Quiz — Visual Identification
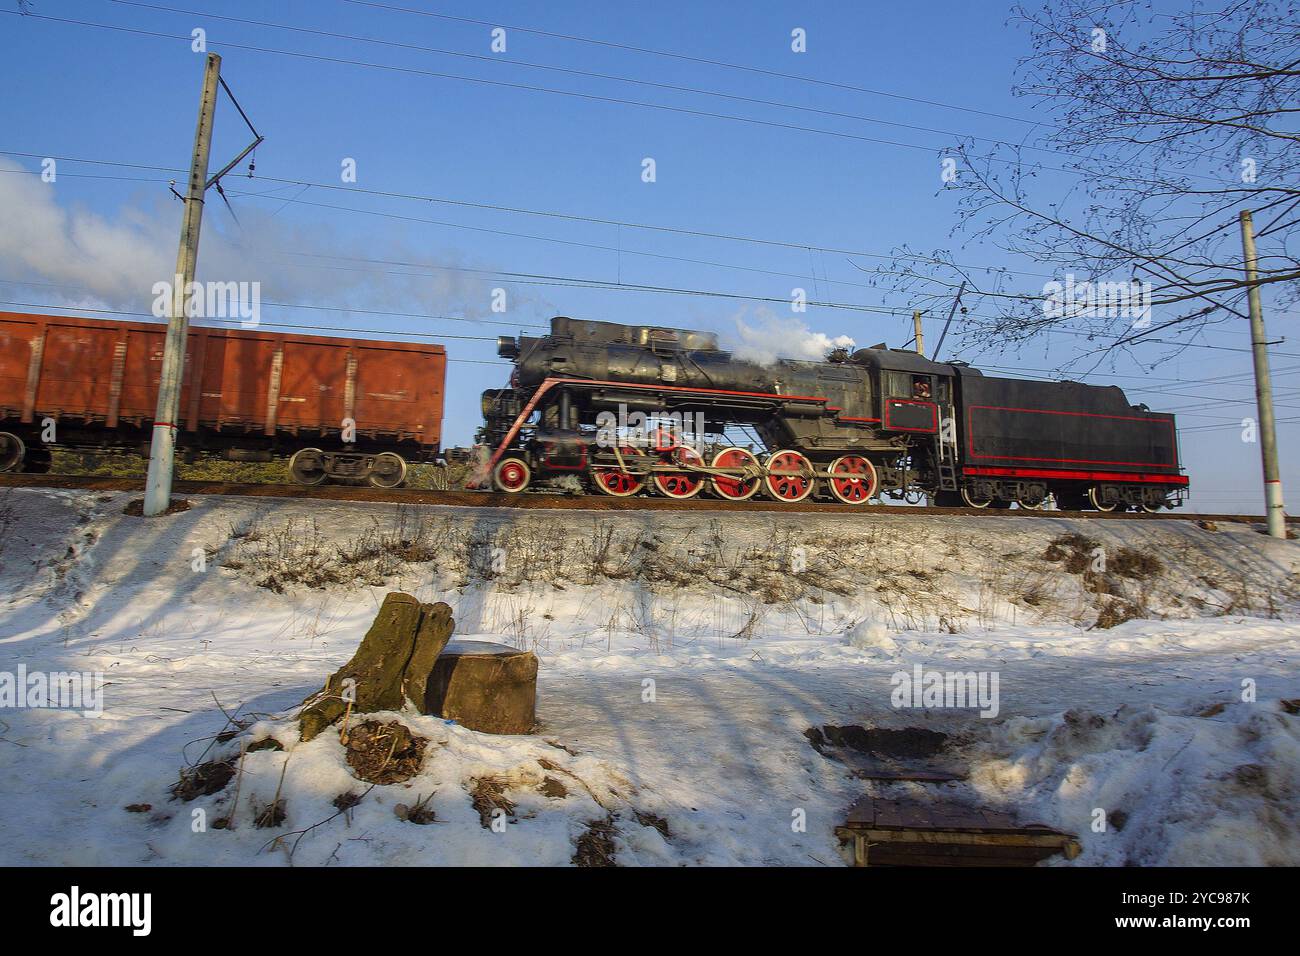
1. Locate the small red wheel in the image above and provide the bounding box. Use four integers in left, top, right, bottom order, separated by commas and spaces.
827, 455, 877, 504
763, 449, 815, 503
653, 445, 705, 499
493, 456, 531, 493
592, 446, 646, 497
710, 447, 761, 501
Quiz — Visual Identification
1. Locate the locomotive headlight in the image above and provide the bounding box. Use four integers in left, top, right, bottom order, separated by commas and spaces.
497, 335, 519, 359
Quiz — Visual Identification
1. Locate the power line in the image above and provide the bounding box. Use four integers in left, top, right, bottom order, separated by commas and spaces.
1, 284, 1282, 403
8, 149, 1279, 320
0, 279, 550, 331
5, 9, 1227, 187
106, 0, 1165, 176
0, 167, 174, 184
3, 157, 1285, 371
339, 0, 1048, 129
0, 148, 1063, 281
223, 187, 894, 294
4, 150, 1286, 360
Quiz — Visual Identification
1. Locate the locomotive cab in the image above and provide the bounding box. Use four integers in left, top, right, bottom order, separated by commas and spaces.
848, 347, 955, 436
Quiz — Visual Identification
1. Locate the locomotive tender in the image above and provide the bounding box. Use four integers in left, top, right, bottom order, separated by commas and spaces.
477, 315, 1188, 511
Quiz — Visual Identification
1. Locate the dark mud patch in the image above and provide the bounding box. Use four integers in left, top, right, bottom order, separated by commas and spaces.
633, 809, 671, 840
123, 498, 192, 517
537, 776, 568, 799
344, 720, 428, 785
171, 757, 236, 802
806, 725, 949, 760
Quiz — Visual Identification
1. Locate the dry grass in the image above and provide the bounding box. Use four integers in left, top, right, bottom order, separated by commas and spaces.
572, 815, 619, 867
215, 507, 1298, 637
469, 776, 518, 829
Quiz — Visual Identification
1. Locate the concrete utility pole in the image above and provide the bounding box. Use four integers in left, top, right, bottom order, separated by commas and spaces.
144, 52, 221, 516
912, 311, 924, 357
1239, 209, 1286, 538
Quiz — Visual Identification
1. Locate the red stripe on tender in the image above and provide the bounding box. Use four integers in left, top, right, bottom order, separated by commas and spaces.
963, 466, 1189, 486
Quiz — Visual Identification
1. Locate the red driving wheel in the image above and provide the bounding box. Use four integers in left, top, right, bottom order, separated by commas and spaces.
763, 449, 815, 503
592, 446, 646, 497
827, 455, 877, 504
653, 445, 705, 499
710, 447, 761, 501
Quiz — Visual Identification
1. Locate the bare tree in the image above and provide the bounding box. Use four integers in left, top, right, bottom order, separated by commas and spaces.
864, 0, 1300, 367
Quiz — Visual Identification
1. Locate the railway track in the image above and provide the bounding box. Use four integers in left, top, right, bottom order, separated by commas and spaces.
0, 472, 1287, 525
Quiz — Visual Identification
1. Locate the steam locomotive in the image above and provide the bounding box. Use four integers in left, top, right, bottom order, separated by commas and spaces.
475, 316, 1188, 511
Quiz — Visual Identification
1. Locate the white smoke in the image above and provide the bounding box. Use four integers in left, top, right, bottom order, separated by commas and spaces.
728, 307, 856, 365
0, 157, 549, 322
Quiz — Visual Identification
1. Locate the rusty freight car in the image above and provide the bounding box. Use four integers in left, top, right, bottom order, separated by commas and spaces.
0, 312, 446, 486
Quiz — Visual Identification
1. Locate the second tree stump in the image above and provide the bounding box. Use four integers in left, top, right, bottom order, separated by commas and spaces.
423, 640, 537, 735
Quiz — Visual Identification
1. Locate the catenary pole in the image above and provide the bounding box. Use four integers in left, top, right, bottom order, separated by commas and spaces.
143, 53, 221, 516
1238, 209, 1286, 538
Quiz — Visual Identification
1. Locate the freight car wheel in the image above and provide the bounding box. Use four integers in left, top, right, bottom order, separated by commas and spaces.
709, 447, 761, 501
367, 452, 408, 488
493, 457, 531, 493
960, 486, 993, 508
289, 448, 328, 485
1087, 486, 1120, 512
827, 455, 877, 505
592, 446, 646, 497
653, 445, 705, 499
0, 432, 25, 472
763, 450, 815, 503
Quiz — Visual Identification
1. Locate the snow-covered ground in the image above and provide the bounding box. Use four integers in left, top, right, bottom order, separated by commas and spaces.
0, 487, 1297, 866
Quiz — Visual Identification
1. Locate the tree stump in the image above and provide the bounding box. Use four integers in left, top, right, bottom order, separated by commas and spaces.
298, 593, 455, 742
422, 640, 537, 735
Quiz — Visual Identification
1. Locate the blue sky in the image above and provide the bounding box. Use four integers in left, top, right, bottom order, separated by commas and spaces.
1, 0, 1295, 513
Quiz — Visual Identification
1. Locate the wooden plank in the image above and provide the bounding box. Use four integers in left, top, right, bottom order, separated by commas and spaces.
844, 795, 1064, 835
860, 829, 1078, 850
839, 795, 1081, 867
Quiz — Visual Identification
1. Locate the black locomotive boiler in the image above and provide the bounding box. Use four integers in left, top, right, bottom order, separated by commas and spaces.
474, 316, 1187, 511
